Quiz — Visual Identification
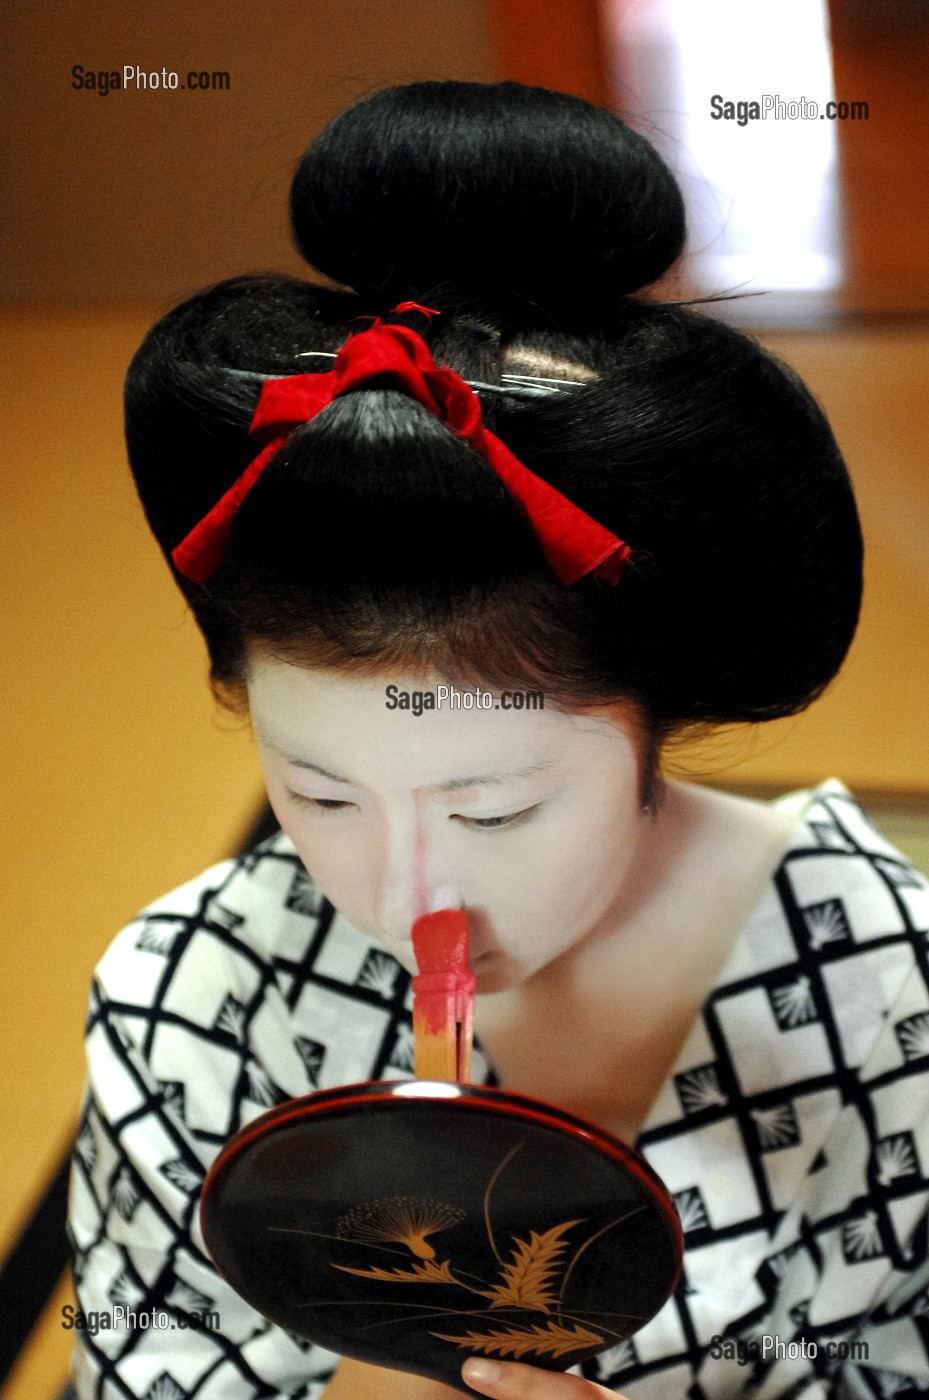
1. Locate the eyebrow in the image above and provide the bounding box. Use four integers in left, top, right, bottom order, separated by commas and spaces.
281, 755, 553, 791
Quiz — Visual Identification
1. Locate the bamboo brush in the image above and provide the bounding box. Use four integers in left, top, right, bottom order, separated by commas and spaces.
411, 908, 476, 1082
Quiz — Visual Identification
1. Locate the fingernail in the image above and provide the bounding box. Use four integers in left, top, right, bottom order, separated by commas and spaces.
463, 1357, 503, 1385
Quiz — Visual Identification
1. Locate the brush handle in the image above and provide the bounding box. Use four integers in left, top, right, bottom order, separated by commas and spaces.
456, 970, 476, 1082
411, 970, 476, 1081
412, 972, 458, 1079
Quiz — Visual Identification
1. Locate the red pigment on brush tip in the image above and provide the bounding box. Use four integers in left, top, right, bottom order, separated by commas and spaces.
411, 909, 469, 973
411, 909, 473, 1036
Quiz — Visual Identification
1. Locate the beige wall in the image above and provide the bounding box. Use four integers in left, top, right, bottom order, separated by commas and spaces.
0, 0, 492, 303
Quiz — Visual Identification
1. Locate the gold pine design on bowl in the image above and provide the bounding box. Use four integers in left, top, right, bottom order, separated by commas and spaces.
336, 1197, 466, 1259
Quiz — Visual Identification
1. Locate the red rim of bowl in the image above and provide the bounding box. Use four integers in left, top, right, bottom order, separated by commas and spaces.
201, 1079, 684, 1289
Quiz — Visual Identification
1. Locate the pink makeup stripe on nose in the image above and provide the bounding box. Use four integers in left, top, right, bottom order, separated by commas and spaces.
411, 789, 429, 922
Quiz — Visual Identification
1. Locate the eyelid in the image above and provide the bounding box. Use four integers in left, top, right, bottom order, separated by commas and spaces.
284, 792, 542, 828
452, 804, 541, 830
286, 790, 355, 811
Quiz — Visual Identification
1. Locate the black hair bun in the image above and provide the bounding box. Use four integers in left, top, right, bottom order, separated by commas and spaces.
290, 80, 685, 323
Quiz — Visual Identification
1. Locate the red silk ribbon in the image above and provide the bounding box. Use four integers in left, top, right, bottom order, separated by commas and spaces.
171, 317, 630, 587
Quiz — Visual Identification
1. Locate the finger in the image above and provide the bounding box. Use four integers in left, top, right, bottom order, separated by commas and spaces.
461, 1358, 627, 1400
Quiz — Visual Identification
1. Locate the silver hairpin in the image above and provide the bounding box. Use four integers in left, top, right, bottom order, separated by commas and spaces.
468, 379, 577, 399
501, 373, 589, 388
225, 354, 588, 398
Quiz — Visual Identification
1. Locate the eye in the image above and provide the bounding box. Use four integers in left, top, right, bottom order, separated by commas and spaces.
454, 805, 540, 831
286, 791, 354, 812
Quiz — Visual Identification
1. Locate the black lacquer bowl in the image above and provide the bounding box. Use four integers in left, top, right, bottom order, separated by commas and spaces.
201, 1080, 682, 1392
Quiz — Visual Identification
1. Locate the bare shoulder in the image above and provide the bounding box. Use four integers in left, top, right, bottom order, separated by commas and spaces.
602, 779, 799, 945
659, 780, 798, 880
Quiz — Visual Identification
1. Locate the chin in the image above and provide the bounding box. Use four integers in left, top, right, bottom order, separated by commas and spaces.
472, 953, 527, 995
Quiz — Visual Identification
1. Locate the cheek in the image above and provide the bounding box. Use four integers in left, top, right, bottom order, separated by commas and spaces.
493, 789, 636, 893
475, 796, 639, 953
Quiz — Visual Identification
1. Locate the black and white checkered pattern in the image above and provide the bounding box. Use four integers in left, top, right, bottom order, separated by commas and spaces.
68, 783, 929, 1399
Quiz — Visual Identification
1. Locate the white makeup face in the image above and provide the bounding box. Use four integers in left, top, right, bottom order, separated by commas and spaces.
247, 656, 653, 992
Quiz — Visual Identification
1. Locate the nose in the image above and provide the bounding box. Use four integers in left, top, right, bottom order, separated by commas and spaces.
372, 799, 435, 946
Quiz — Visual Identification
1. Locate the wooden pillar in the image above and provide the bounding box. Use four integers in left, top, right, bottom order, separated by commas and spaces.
828, 0, 929, 311
487, 0, 612, 104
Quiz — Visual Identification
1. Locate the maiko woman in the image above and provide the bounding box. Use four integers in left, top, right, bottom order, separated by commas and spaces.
68, 80, 929, 1400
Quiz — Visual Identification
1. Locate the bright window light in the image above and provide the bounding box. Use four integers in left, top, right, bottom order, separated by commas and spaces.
602, 0, 842, 292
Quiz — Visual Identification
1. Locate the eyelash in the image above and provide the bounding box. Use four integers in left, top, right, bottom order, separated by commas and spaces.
286, 795, 353, 814
456, 807, 539, 831
285, 792, 539, 830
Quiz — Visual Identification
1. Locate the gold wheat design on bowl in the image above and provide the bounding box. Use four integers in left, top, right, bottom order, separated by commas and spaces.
433, 1220, 607, 1359
317, 1146, 654, 1361
432, 1321, 606, 1358
335, 1210, 614, 1357
335, 1216, 580, 1307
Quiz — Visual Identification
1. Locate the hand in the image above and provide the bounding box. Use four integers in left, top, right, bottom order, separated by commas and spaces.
462, 1359, 627, 1400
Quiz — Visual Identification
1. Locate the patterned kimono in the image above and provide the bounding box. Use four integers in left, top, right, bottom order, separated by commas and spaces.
69, 783, 929, 1400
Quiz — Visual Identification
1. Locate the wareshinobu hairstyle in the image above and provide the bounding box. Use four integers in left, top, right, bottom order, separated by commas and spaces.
125, 80, 862, 735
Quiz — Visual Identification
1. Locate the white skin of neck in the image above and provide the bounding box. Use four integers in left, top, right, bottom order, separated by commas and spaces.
246, 656, 669, 995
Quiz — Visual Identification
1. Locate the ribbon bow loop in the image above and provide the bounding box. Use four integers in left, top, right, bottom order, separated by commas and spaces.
171, 313, 630, 588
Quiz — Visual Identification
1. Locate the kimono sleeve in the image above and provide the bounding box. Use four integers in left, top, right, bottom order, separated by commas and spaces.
67, 973, 340, 1399
746, 946, 929, 1400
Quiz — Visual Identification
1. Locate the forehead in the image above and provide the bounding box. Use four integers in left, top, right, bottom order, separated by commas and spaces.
246, 656, 637, 789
